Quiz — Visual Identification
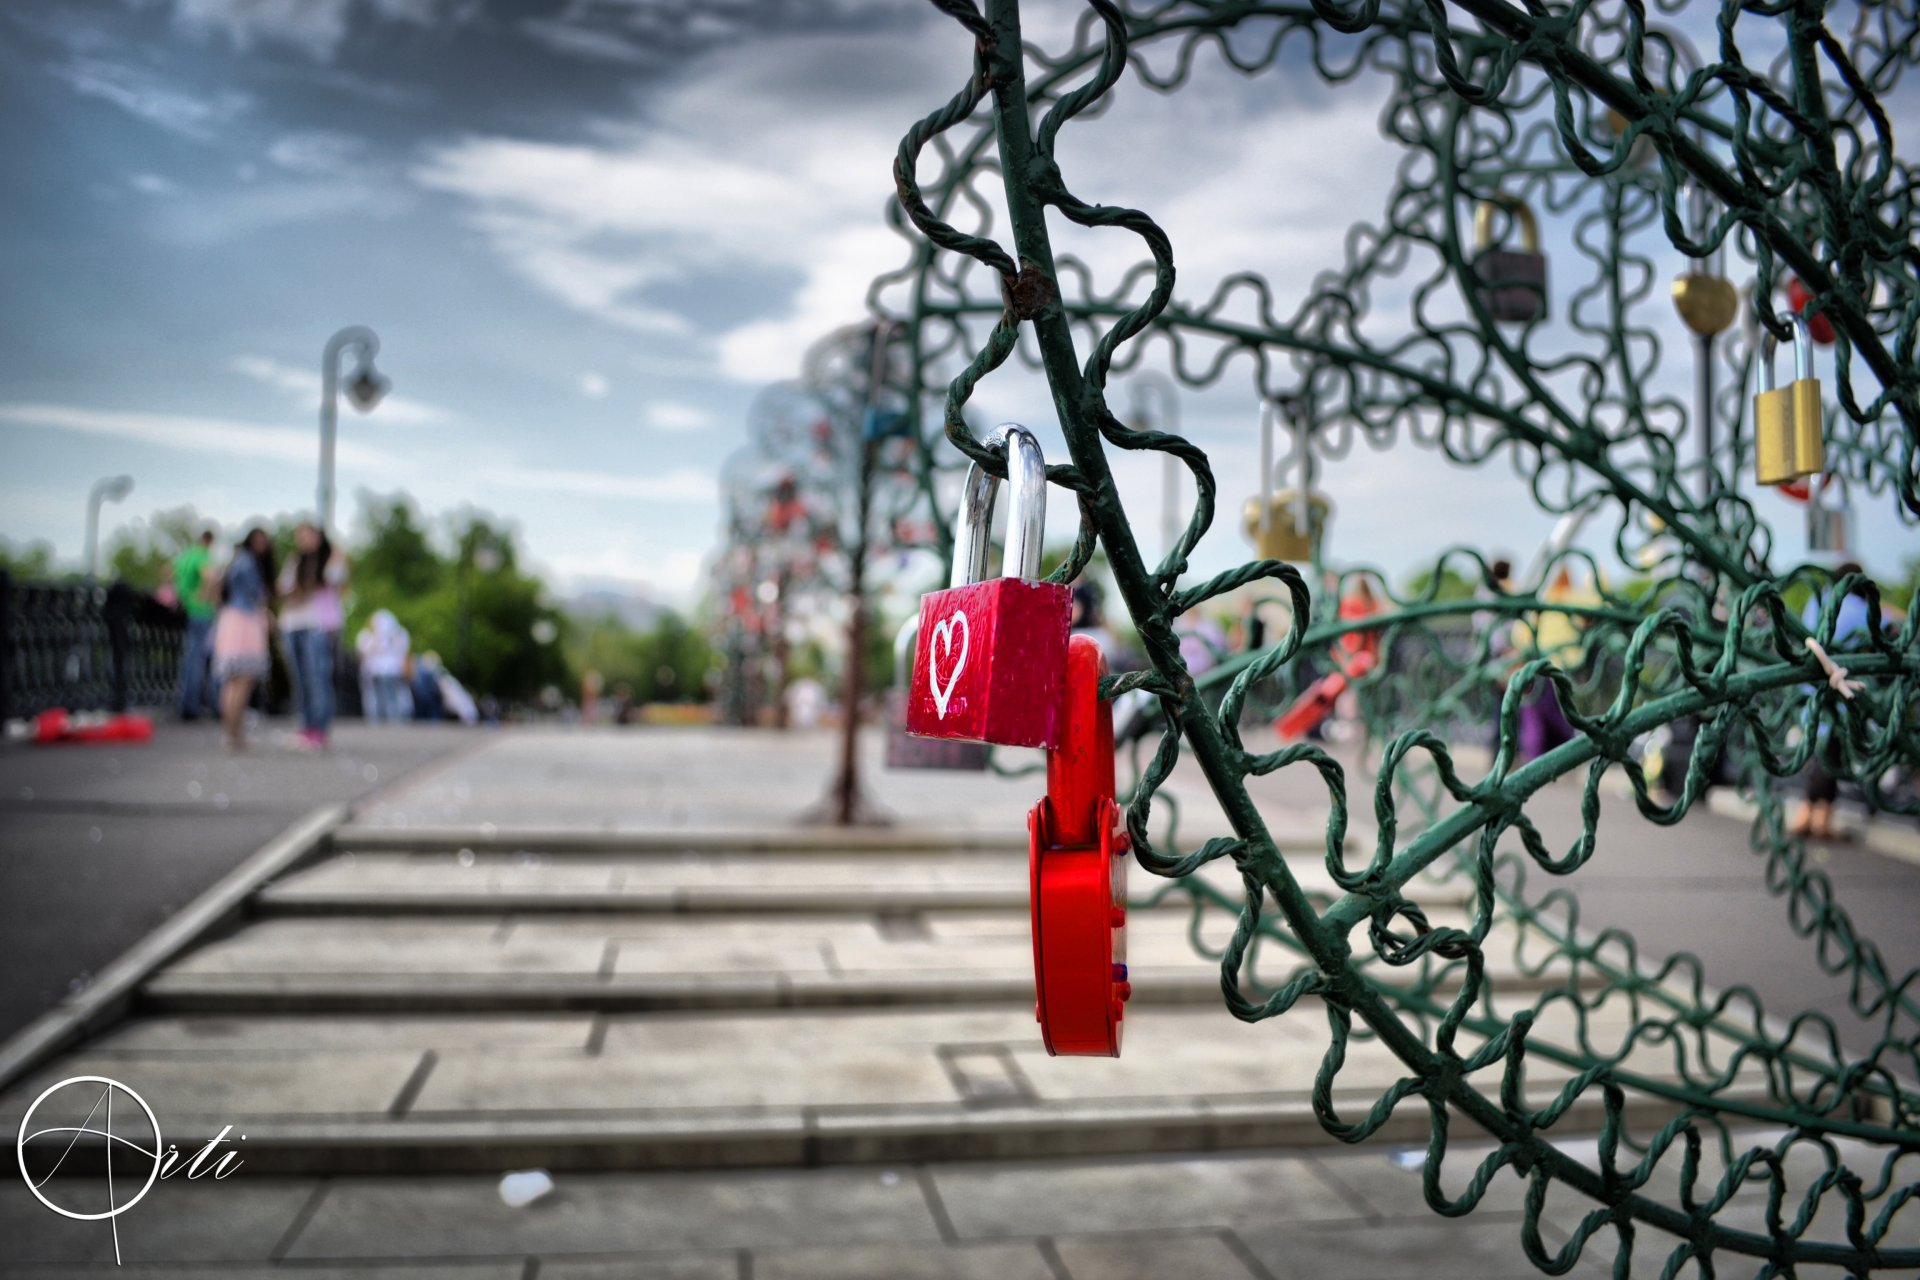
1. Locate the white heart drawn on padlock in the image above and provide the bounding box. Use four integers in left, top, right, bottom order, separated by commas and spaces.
928, 611, 969, 719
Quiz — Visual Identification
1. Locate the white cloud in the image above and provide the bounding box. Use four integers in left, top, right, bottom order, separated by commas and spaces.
164, 0, 454, 61
53, 57, 250, 139
409, 26, 964, 371
266, 129, 366, 175
543, 545, 708, 603
643, 402, 711, 433
229, 355, 453, 426
485, 466, 717, 502
578, 372, 611, 400
0, 402, 402, 469
128, 173, 177, 197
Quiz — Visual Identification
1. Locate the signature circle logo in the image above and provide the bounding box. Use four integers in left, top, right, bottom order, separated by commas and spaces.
16, 1076, 162, 1221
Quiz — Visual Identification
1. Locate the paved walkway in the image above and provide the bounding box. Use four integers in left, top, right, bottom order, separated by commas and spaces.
0, 720, 475, 1041
3, 726, 1912, 1277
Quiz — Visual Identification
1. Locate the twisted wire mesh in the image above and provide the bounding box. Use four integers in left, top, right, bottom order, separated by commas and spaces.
871, 0, 1920, 1272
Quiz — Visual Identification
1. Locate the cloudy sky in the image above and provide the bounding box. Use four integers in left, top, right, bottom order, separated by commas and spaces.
0, 0, 1908, 607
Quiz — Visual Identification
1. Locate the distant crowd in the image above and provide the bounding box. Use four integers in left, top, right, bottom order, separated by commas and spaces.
170, 522, 476, 751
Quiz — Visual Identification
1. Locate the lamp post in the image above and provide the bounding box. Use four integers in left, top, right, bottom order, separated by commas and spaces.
1126, 372, 1182, 560
84, 474, 134, 580
319, 325, 390, 532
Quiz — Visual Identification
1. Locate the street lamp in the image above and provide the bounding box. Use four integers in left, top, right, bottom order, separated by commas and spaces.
1126, 372, 1182, 560
318, 325, 390, 532
84, 474, 134, 580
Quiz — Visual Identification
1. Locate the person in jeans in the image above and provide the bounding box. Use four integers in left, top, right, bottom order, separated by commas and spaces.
212, 528, 275, 751
279, 521, 349, 749
173, 528, 218, 720
356, 609, 413, 723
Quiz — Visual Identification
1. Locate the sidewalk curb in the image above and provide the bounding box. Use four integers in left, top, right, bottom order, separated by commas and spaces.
0, 802, 344, 1094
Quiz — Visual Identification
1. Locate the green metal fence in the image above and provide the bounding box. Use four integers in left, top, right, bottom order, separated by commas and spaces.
875, 0, 1919, 1272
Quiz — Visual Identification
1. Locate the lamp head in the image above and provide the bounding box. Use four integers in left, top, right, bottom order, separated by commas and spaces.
99, 475, 134, 503
346, 365, 390, 413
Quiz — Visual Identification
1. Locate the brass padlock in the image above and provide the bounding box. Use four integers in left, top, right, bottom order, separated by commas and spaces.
1471, 196, 1547, 324
1752, 310, 1825, 486
1672, 271, 1739, 336
1242, 488, 1328, 562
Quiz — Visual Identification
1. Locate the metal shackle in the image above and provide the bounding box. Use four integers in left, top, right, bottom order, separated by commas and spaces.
1473, 196, 1539, 253
1754, 310, 1814, 396
893, 617, 920, 691
950, 423, 1048, 588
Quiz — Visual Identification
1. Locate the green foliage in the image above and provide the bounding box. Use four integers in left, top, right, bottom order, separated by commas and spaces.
566, 608, 715, 703
105, 506, 206, 592
0, 538, 57, 580
1401, 564, 1480, 601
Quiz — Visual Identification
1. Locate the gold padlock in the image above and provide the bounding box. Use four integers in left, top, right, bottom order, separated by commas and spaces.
1672, 271, 1739, 336
1242, 488, 1327, 562
1752, 310, 1824, 486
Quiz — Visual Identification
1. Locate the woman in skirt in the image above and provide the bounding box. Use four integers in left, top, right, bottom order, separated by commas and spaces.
213, 527, 276, 750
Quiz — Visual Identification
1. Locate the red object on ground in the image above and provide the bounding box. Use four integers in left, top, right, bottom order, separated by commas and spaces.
906, 575, 1071, 749
1787, 278, 1836, 345
1029, 635, 1128, 1057
1274, 649, 1378, 743
33, 708, 154, 745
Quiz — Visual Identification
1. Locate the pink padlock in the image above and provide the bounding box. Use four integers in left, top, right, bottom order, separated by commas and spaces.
906, 425, 1071, 750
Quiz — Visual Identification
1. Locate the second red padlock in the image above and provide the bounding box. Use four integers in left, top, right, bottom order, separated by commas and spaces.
1029, 633, 1129, 1057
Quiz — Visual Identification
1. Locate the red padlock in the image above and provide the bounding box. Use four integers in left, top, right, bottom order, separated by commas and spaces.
906, 425, 1071, 749
1786, 278, 1836, 346
1030, 634, 1130, 1057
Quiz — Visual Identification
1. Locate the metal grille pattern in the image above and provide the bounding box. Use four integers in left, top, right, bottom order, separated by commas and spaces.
876, 0, 1920, 1272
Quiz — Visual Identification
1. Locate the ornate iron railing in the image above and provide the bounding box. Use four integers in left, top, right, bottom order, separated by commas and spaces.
876, 0, 1919, 1272
0, 572, 185, 721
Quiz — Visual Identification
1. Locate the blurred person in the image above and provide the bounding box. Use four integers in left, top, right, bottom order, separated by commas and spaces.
278, 521, 349, 749
1510, 564, 1592, 761
212, 528, 275, 751
356, 609, 413, 723
411, 650, 448, 721
1788, 561, 1894, 841
1070, 582, 1128, 667
173, 528, 218, 720
581, 668, 603, 725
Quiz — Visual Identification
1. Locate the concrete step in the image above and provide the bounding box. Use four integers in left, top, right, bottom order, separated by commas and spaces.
327, 822, 1356, 858
255, 847, 1452, 916
0, 1003, 1764, 1175
139, 903, 1575, 1015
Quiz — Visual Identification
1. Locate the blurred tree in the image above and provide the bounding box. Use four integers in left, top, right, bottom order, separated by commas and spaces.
0, 538, 58, 579
105, 506, 206, 591
565, 609, 715, 704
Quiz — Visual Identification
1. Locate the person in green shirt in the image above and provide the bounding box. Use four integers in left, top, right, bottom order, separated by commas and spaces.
174, 529, 218, 720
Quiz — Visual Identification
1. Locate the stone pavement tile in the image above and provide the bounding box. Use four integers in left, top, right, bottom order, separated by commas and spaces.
5, 1268, 521, 1279
286, 1168, 942, 1258
417, 1009, 1005, 1113
165, 920, 605, 976
0, 1051, 424, 1130
1009, 1007, 1358, 1103
1309, 1144, 1535, 1217
754, 1240, 1057, 1280
610, 935, 833, 977
1052, 1230, 1263, 1279
930, 1152, 1359, 1238
0, 1177, 321, 1265
98, 1015, 595, 1052
1237, 1213, 1601, 1279
535, 1254, 738, 1279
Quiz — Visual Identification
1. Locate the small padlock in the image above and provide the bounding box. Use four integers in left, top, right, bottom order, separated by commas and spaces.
885, 618, 989, 770
1030, 633, 1129, 1057
1752, 310, 1825, 486
1672, 270, 1739, 336
1471, 197, 1548, 324
1241, 487, 1327, 562
906, 424, 1071, 749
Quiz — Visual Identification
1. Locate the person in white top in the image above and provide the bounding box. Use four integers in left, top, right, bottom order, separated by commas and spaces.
356, 608, 413, 723
278, 521, 349, 749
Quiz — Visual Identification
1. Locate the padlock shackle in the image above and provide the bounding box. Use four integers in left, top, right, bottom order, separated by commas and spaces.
951, 423, 1048, 588
1045, 634, 1115, 848
892, 617, 919, 690
1473, 195, 1539, 253
1754, 309, 1814, 395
